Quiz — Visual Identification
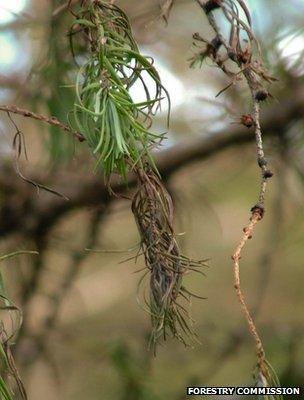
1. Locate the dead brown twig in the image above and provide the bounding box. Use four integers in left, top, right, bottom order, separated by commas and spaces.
194, 0, 277, 384
232, 209, 268, 378
132, 165, 206, 350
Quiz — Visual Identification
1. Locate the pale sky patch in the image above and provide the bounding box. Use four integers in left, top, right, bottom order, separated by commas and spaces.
0, 0, 26, 24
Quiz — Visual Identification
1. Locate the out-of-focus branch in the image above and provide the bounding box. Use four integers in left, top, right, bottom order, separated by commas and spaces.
52, 0, 80, 18
0, 74, 26, 89
197, 163, 287, 383
45, 209, 106, 330
160, 0, 175, 22
0, 87, 303, 241
252, 138, 287, 316
15, 206, 108, 365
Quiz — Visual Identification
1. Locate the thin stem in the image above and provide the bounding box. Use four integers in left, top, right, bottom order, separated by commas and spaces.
232, 211, 267, 374
0, 105, 84, 142
194, 0, 275, 381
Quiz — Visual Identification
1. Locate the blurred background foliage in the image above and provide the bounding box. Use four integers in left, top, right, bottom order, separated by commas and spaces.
0, 0, 304, 399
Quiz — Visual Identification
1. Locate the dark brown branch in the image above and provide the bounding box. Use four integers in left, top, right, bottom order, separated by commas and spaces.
0, 87, 303, 241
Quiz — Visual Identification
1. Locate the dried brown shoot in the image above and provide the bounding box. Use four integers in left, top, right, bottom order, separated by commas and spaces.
232, 209, 269, 380
132, 165, 206, 350
192, 0, 279, 387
